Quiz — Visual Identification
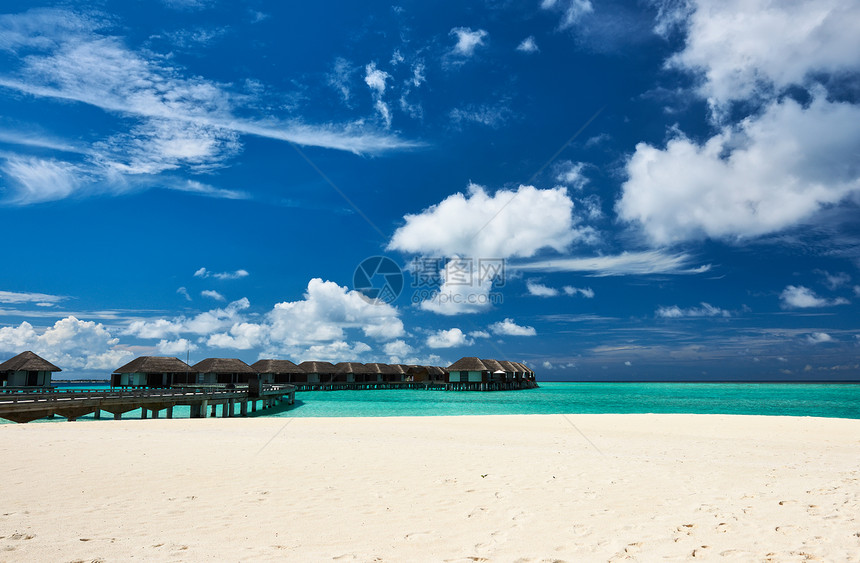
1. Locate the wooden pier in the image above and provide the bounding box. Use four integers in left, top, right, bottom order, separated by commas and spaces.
0, 384, 295, 424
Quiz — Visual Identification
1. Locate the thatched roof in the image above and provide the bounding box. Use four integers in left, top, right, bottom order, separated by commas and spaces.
426, 366, 447, 376
521, 362, 534, 374
0, 351, 61, 372
512, 361, 533, 374
191, 358, 254, 374
447, 357, 488, 371
365, 363, 396, 374
481, 359, 505, 372
334, 362, 372, 374
498, 360, 519, 373
251, 359, 305, 374
113, 356, 192, 374
298, 361, 336, 374
390, 364, 408, 374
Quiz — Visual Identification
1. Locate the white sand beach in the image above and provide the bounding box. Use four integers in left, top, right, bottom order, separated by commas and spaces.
1, 414, 859, 562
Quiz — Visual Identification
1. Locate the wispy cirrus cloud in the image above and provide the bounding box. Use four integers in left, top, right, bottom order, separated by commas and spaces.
0, 290, 68, 306
0, 8, 418, 205
656, 303, 731, 318
194, 267, 249, 280
513, 250, 711, 277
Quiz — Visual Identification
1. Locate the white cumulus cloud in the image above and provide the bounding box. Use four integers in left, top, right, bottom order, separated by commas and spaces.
660, 0, 860, 108
526, 280, 559, 297
388, 183, 589, 259
364, 62, 390, 95
426, 328, 472, 349
156, 338, 197, 355
618, 96, 860, 245
516, 36, 539, 53
806, 332, 833, 344
449, 27, 488, 57
489, 318, 536, 336
780, 285, 849, 309
0, 317, 132, 370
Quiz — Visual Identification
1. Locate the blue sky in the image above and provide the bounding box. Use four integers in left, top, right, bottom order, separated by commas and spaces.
1, 0, 859, 380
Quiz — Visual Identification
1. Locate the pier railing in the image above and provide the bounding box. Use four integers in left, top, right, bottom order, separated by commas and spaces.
0, 385, 296, 424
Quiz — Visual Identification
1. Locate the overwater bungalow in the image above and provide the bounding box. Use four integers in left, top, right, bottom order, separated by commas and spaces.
111, 356, 194, 388
405, 365, 430, 382
426, 365, 448, 382
381, 363, 405, 383
363, 363, 389, 383
0, 351, 60, 389
297, 361, 336, 384
447, 357, 490, 384
191, 358, 256, 386
496, 360, 518, 382
334, 362, 371, 383
481, 359, 507, 383
518, 362, 535, 381
250, 359, 306, 384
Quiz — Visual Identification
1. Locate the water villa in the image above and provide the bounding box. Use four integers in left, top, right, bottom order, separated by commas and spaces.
250, 359, 305, 384
191, 358, 256, 386
297, 361, 337, 385
0, 351, 61, 389
111, 356, 194, 388
3, 353, 537, 395
0, 352, 536, 423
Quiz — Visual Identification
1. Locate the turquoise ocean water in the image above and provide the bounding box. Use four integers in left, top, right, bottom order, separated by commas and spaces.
5, 382, 853, 422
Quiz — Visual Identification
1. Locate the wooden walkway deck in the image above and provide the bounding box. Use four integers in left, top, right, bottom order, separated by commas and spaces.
0, 385, 295, 424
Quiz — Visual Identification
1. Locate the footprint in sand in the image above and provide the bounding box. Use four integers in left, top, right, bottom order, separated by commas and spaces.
624, 542, 643, 554
716, 522, 730, 533
467, 507, 488, 519
691, 545, 710, 558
